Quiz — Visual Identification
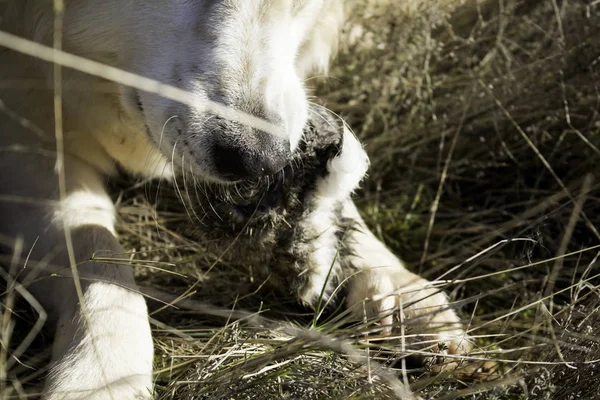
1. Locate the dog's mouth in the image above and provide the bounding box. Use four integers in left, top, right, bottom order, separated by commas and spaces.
231, 185, 285, 220
133, 92, 156, 143
125, 89, 153, 140
135, 92, 145, 114
122, 88, 145, 119
196, 112, 346, 228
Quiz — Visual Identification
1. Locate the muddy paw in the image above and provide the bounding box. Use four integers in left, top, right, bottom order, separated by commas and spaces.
345, 263, 472, 359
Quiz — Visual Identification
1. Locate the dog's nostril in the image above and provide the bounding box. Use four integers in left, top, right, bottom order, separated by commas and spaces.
212, 134, 290, 181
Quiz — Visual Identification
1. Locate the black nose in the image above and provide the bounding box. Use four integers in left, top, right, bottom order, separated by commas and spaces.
212, 130, 290, 181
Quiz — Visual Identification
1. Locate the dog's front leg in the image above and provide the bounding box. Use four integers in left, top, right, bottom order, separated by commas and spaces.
41, 227, 154, 400
341, 199, 470, 358
0, 149, 153, 399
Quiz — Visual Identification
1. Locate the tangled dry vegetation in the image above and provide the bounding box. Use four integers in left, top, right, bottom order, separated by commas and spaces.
4, 0, 600, 399
317, 0, 600, 398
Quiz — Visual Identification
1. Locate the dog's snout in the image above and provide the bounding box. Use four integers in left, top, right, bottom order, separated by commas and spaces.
213, 130, 290, 180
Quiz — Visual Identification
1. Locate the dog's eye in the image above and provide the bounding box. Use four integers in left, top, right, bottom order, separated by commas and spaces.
135, 93, 144, 113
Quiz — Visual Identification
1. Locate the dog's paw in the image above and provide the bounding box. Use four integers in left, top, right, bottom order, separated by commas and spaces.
446, 359, 503, 381
346, 263, 471, 361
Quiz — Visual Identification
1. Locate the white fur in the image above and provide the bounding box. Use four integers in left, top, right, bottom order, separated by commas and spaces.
46, 283, 154, 400
1, 2, 344, 398
0, 1, 467, 398
299, 128, 470, 358
299, 125, 370, 304
341, 200, 470, 355
53, 192, 117, 236
319, 125, 370, 198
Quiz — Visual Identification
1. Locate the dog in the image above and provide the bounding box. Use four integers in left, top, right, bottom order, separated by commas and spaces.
0, 1, 469, 399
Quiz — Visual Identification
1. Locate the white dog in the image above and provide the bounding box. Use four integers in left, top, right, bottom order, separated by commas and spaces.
0, 1, 468, 399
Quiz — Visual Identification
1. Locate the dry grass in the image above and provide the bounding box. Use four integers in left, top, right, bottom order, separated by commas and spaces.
3, 0, 600, 399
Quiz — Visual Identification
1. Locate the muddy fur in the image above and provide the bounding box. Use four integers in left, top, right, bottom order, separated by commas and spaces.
150, 107, 358, 302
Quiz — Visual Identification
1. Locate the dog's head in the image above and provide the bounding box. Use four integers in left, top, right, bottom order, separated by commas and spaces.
34, 0, 343, 182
